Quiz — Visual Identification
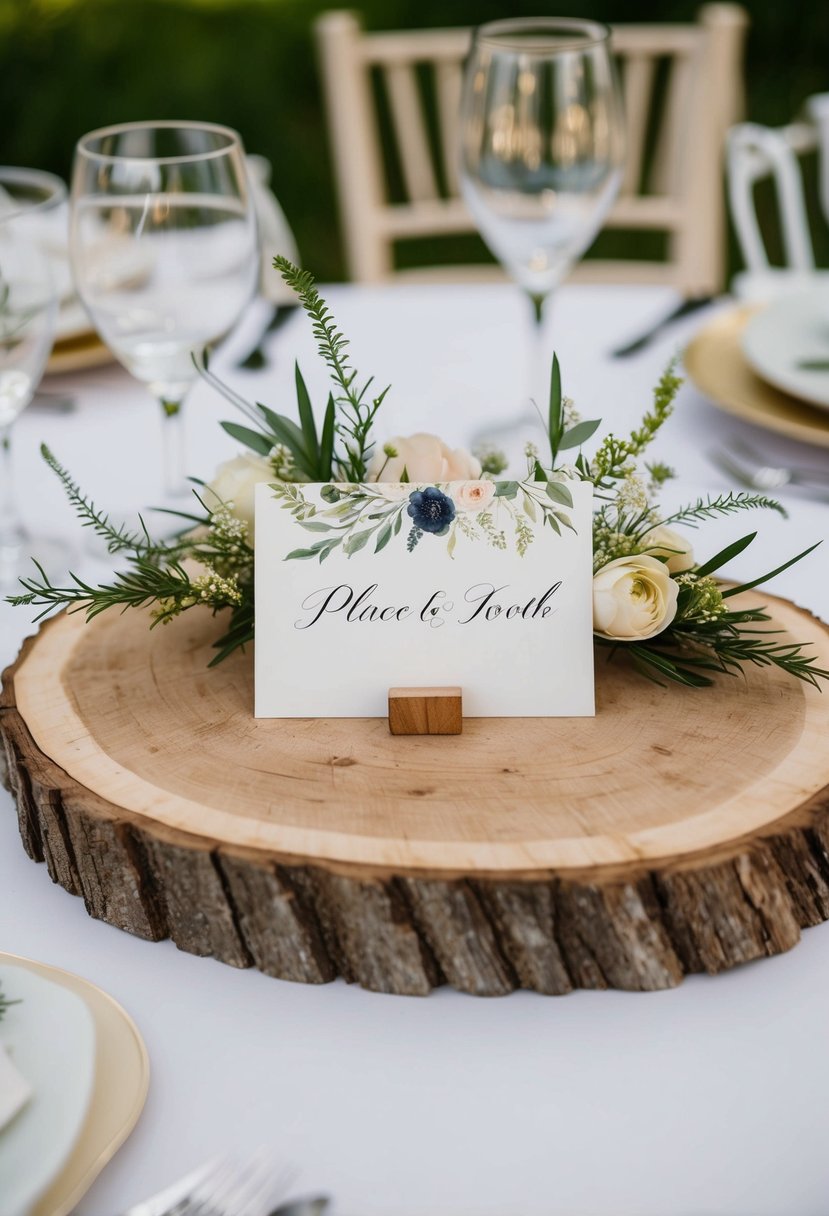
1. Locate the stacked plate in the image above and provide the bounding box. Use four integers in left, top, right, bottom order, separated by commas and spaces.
684, 284, 829, 449
0, 954, 148, 1216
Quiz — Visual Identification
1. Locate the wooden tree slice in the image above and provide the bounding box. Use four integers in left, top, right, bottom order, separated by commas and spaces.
3, 593, 829, 996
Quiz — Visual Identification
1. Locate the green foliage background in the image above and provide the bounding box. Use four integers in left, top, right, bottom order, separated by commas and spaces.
3, 0, 828, 279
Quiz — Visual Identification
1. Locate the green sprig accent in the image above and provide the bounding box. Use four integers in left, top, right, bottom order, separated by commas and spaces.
657, 491, 787, 530
39, 444, 150, 555
629, 608, 829, 691
275, 256, 389, 480
10, 557, 202, 623
589, 360, 682, 489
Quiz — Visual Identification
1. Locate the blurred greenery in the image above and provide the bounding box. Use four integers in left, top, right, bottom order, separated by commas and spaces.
2, 0, 828, 280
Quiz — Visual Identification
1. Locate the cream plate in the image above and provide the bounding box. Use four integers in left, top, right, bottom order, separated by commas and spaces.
742, 287, 829, 410
0, 964, 96, 1216
0, 953, 149, 1216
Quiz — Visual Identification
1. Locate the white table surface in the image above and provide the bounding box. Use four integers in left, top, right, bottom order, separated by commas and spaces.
2, 283, 829, 1216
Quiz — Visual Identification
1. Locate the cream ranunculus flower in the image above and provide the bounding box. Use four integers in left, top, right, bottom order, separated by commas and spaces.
367, 434, 481, 483
206, 452, 274, 539
451, 479, 496, 512
641, 524, 695, 574
593, 554, 679, 641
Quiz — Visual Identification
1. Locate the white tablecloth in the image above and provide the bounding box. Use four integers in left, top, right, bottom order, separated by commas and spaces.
2, 284, 828, 1216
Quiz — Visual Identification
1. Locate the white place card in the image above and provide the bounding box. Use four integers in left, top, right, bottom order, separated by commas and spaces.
255, 477, 595, 717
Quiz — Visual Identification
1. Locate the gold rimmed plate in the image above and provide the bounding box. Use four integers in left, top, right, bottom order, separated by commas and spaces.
0, 952, 149, 1216
684, 305, 829, 449
46, 330, 113, 376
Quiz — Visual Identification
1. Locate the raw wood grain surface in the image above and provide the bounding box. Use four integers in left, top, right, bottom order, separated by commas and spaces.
2, 592, 829, 996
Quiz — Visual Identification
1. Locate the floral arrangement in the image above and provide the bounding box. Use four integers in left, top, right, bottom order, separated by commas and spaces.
9, 258, 828, 690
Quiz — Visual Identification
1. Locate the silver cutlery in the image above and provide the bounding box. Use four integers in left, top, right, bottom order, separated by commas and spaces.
610, 294, 714, 358
31, 390, 76, 413
269, 1198, 330, 1216
710, 440, 829, 500
122, 1155, 296, 1216
121, 1159, 223, 1216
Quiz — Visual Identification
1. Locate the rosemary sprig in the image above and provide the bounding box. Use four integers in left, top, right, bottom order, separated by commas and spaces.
656, 491, 787, 530
40, 445, 152, 555
10, 557, 202, 623
629, 616, 829, 690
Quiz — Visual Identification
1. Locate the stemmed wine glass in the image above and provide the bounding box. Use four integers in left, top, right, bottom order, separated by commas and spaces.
69, 121, 258, 499
459, 18, 625, 430
0, 168, 65, 589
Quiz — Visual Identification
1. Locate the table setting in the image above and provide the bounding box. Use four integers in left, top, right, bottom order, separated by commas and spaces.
2, 13, 829, 1216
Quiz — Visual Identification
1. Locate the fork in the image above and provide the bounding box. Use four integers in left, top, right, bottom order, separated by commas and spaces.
710, 441, 829, 500
123, 1154, 295, 1216
181, 1155, 287, 1216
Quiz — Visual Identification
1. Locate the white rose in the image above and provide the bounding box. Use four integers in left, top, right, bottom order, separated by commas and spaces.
367, 433, 481, 483
641, 524, 695, 574
452, 479, 497, 512
206, 452, 274, 539
593, 554, 679, 642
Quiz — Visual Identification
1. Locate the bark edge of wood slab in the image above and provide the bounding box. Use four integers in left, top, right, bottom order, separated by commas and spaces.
3, 593, 829, 998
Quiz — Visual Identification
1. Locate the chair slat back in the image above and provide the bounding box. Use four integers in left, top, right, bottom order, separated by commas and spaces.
316, 6, 748, 289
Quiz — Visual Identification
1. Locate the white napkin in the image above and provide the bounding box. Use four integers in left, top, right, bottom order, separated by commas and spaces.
0, 1043, 33, 1133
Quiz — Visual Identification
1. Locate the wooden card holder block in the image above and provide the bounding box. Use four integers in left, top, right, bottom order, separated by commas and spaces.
388, 686, 462, 735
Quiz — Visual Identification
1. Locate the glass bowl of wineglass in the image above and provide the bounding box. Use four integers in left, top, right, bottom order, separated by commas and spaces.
0, 167, 66, 590
69, 120, 259, 499
460, 18, 625, 438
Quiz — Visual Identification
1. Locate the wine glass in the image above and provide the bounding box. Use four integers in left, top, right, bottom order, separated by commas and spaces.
0, 167, 65, 590
69, 121, 258, 499
460, 18, 625, 430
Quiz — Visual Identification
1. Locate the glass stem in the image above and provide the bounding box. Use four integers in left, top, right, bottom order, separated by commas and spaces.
0, 423, 22, 546
526, 291, 550, 422
159, 397, 188, 500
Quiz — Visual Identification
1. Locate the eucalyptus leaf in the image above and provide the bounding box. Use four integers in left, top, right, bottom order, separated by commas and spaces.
545, 481, 573, 507
343, 528, 374, 555
374, 522, 393, 553
557, 419, 601, 451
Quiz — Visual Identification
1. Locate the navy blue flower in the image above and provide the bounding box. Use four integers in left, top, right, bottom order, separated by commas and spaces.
407, 487, 456, 535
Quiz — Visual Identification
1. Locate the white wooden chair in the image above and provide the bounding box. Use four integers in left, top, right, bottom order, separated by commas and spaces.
315, 5, 748, 291
727, 94, 829, 280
